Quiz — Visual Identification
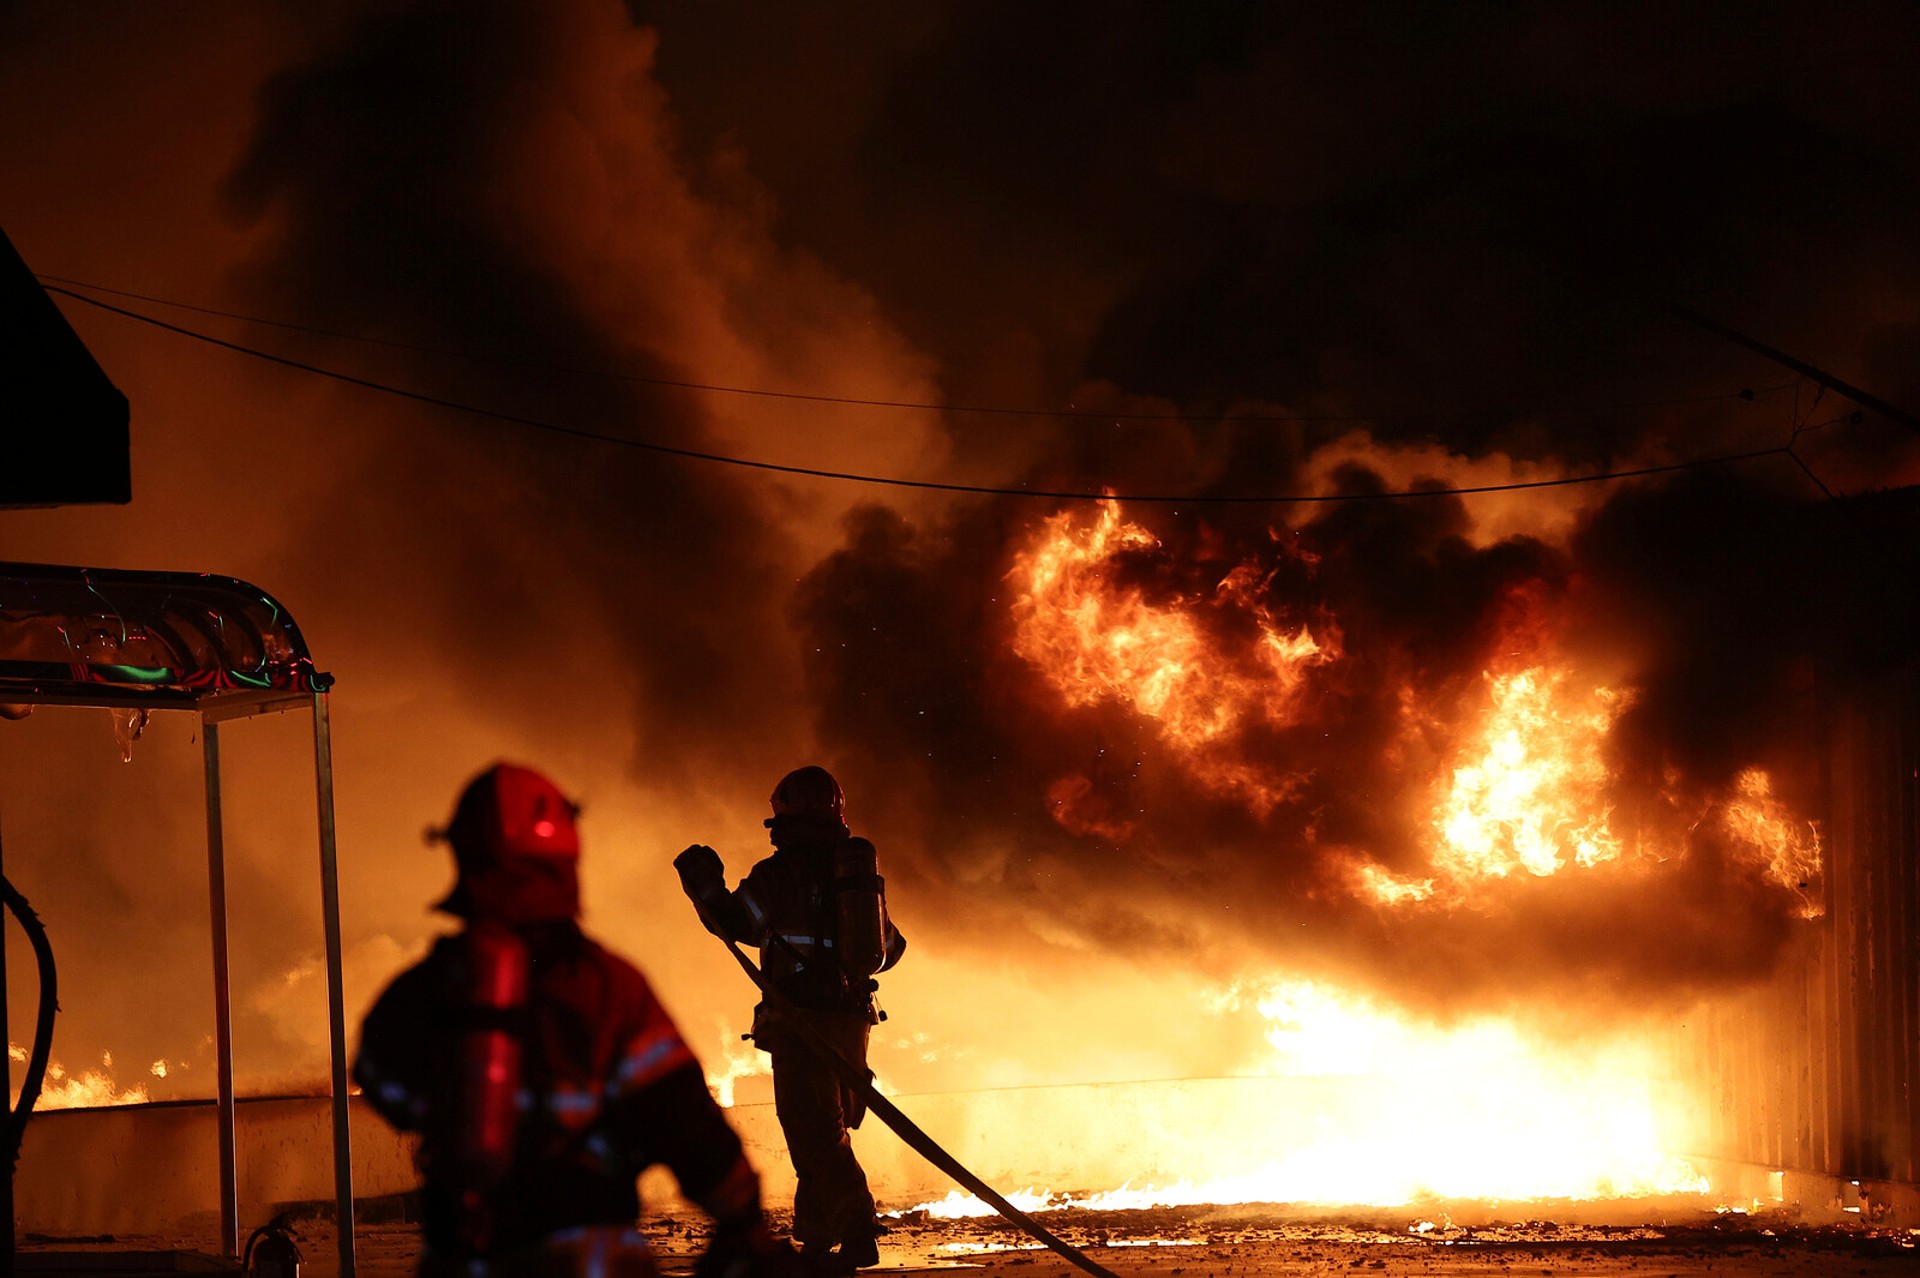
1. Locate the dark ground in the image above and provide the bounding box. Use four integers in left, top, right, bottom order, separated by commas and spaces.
21, 1203, 1919, 1277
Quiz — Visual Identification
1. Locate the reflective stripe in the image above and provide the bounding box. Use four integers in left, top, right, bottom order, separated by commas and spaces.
617, 1036, 680, 1084
777, 933, 833, 948
614, 1028, 695, 1094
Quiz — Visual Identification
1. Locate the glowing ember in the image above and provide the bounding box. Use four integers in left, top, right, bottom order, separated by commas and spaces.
1008, 500, 1335, 816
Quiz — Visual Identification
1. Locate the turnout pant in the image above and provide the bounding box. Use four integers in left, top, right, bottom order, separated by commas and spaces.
757, 1009, 877, 1252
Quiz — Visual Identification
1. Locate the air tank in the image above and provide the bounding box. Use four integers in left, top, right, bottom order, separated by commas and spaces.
833, 837, 888, 977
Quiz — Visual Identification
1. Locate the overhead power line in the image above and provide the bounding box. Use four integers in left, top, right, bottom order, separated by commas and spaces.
1669, 305, 1920, 435
46, 284, 1809, 506
40, 273, 1786, 425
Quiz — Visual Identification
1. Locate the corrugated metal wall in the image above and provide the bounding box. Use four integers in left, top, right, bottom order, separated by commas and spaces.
1676, 665, 1919, 1191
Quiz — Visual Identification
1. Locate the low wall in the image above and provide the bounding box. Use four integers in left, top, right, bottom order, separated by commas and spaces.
23, 1076, 1821, 1241
15, 1096, 418, 1240
17, 1078, 1358, 1240
15, 1094, 797, 1242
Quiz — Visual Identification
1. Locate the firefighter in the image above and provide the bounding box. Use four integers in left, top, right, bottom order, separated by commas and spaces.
355, 763, 786, 1278
675, 766, 906, 1275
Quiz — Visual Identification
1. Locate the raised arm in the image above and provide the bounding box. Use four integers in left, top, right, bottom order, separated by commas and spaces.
674, 844, 760, 942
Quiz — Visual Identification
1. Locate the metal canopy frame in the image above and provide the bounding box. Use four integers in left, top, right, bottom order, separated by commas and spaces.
0, 562, 355, 1277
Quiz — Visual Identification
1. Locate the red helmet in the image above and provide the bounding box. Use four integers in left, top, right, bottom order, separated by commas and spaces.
435, 763, 580, 921
769, 766, 845, 822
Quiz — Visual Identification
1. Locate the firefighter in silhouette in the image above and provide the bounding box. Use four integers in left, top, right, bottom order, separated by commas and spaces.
355, 763, 788, 1278
675, 766, 906, 1274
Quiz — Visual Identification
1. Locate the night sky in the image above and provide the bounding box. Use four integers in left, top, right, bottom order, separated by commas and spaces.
4, 1, 1919, 1102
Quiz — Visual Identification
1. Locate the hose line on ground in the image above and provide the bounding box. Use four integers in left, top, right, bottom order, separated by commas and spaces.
3, 874, 59, 1168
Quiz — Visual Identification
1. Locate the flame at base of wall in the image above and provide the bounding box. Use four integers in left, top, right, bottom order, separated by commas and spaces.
884, 980, 1712, 1218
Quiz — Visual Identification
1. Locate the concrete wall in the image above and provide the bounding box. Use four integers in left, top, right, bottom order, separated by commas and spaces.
15, 1076, 1373, 1241
14, 1096, 417, 1239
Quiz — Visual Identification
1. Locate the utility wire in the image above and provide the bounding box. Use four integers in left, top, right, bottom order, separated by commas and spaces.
40, 273, 1789, 425
1669, 305, 1920, 434
47, 284, 1808, 506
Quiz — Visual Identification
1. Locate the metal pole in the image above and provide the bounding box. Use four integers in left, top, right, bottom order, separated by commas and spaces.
202, 718, 240, 1259
313, 692, 356, 1278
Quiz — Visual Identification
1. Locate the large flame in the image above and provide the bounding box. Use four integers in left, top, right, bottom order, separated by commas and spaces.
905, 977, 1708, 1217
1008, 498, 1825, 918
1008, 500, 1336, 817
990, 494, 1829, 1210
1432, 669, 1628, 881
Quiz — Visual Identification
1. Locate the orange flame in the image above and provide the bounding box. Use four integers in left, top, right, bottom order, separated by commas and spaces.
1010, 499, 1825, 914
1432, 668, 1629, 882
8, 1044, 156, 1110
1008, 500, 1336, 816
1722, 768, 1825, 919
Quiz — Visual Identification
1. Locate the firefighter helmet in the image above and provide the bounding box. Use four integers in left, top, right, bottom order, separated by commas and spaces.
768, 765, 846, 822
434, 763, 581, 921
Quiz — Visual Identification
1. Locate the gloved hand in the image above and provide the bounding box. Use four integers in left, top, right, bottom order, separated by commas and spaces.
695, 1214, 801, 1278
675, 843, 725, 897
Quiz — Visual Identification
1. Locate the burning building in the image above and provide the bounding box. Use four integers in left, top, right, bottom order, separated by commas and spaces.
4, 0, 1920, 1262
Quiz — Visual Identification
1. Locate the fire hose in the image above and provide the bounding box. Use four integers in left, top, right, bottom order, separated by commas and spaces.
3, 873, 59, 1172
690, 904, 1123, 1278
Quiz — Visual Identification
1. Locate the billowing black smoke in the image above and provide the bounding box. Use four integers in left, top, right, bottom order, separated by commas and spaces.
220, 1, 799, 794
793, 463, 1919, 1014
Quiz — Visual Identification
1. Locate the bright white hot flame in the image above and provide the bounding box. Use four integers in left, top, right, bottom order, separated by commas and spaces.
1242, 981, 1703, 1202
1433, 669, 1628, 883
897, 979, 1706, 1217
704, 1029, 770, 1109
